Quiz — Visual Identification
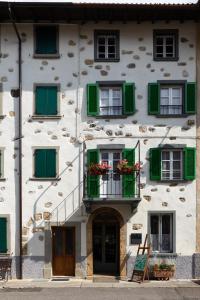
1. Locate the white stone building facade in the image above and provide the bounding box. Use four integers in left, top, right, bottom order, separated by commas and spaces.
0, 1, 200, 280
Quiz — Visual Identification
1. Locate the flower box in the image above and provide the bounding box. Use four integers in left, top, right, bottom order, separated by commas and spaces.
153, 264, 175, 281
88, 162, 111, 176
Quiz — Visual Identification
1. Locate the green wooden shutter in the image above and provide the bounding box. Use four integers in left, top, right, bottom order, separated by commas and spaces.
35, 86, 57, 115
123, 83, 135, 115
87, 84, 99, 116
0, 218, 7, 253
35, 26, 57, 54
35, 149, 56, 178
150, 148, 161, 181
148, 83, 160, 115
185, 82, 196, 114
87, 149, 100, 197
122, 148, 135, 197
183, 147, 196, 180
46, 149, 57, 178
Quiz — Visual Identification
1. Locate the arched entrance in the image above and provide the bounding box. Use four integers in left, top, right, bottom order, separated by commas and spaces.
87, 207, 127, 279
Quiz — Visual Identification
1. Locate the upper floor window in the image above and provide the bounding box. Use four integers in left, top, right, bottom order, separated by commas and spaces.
94, 30, 120, 62
34, 85, 58, 116
160, 85, 182, 115
153, 29, 178, 61
34, 25, 59, 57
161, 150, 182, 180
148, 81, 196, 116
34, 148, 57, 179
100, 87, 122, 116
87, 82, 135, 117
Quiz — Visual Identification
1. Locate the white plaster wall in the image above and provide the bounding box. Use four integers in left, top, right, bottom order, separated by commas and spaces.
0, 21, 196, 259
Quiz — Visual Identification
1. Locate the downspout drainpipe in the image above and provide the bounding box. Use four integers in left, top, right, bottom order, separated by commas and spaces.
8, 3, 23, 280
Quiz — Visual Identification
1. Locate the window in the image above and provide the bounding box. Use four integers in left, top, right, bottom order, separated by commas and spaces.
34, 149, 57, 178
149, 213, 174, 253
87, 82, 135, 117
148, 82, 196, 116
34, 25, 59, 57
0, 217, 7, 253
153, 30, 178, 61
160, 86, 182, 115
94, 30, 119, 61
100, 87, 122, 116
150, 147, 196, 181
161, 150, 182, 180
35, 85, 58, 116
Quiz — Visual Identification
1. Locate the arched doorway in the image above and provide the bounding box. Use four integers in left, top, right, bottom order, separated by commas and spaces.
87, 207, 127, 279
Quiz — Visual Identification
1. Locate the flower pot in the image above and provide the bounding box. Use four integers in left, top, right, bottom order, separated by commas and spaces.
153, 268, 175, 281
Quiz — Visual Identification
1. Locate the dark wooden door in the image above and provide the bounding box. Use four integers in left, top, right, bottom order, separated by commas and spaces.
52, 227, 75, 276
93, 222, 119, 275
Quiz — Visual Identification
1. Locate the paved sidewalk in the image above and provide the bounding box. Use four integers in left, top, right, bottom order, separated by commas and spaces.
0, 278, 200, 289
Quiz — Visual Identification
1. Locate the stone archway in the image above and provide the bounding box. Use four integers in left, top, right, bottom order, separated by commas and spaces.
86, 207, 127, 279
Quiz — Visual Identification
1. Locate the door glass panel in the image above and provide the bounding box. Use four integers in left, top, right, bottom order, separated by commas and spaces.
105, 224, 117, 263
65, 228, 74, 256
93, 224, 102, 262
150, 215, 159, 251
54, 229, 64, 256
162, 215, 171, 252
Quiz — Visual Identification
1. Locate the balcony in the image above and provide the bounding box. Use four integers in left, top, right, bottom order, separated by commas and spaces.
83, 170, 141, 213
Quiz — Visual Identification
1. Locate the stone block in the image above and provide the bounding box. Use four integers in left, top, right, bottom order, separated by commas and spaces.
143, 195, 151, 201
43, 212, 52, 221
34, 213, 42, 221
132, 224, 143, 230
127, 63, 136, 68
22, 227, 29, 236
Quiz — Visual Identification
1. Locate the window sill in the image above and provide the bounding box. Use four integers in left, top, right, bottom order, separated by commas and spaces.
31, 115, 62, 120
94, 58, 120, 63
156, 114, 188, 118
159, 180, 187, 183
33, 54, 60, 59
150, 253, 177, 258
153, 57, 179, 62
29, 177, 61, 181
96, 115, 128, 119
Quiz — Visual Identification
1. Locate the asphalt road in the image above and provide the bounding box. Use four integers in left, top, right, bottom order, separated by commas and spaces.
0, 287, 200, 300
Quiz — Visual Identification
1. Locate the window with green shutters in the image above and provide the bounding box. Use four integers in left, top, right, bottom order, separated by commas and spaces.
122, 148, 135, 197
0, 217, 7, 254
34, 149, 57, 178
87, 82, 135, 117
150, 147, 196, 181
35, 86, 58, 116
148, 82, 196, 116
34, 25, 58, 55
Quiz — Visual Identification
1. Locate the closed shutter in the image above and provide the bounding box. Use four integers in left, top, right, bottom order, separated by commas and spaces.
122, 148, 135, 197
35, 86, 57, 115
148, 83, 160, 115
87, 149, 100, 197
150, 148, 161, 181
87, 84, 99, 116
185, 82, 196, 114
0, 218, 7, 253
35, 149, 56, 178
35, 26, 57, 54
183, 147, 196, 180
123, 83, 135, 115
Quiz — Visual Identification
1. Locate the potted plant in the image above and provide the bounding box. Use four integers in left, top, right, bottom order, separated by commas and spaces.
116, 160, 141, 175
88, 162, 111, 175
153, 263, 175, 281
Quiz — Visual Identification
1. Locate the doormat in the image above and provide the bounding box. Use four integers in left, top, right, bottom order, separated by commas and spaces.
93, 276, 119, 283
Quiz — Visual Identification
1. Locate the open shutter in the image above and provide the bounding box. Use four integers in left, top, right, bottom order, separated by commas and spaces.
122, 148, 135, 197
150, 148, 161, 181
87, 84, 99, 116
87, 149, 100, 197
183, 147, 196, 180
46, 149, 57, 178
46, 86, 57, 115
123, 82, 135, 115
35, 26, 57, 54
185, 82, 196, 114
148, 83, 160, 115
0, 218, 7, 253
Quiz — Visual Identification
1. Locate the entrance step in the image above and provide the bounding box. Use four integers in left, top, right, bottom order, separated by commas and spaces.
93, 275, 119, 283
51, 276, 70, 282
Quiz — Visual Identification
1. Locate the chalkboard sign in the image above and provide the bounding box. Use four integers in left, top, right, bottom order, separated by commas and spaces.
130, 233, 142, 245
134, 254, 147, 271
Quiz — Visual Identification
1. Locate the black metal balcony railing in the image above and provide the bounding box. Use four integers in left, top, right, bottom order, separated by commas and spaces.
84, 171, 140, 199
160, 105, 182, 115
99, 106, 123, 116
